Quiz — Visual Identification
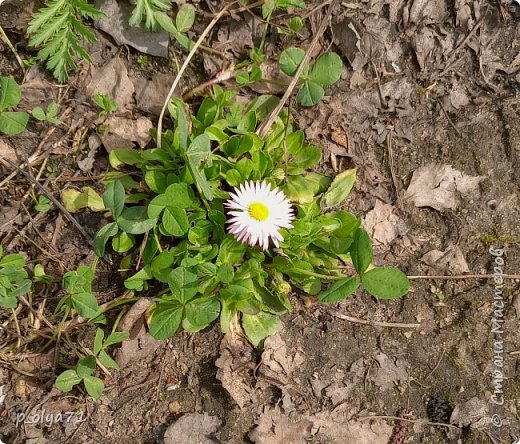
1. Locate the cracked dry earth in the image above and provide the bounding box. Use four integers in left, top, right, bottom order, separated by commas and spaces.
1, 0, 520, 443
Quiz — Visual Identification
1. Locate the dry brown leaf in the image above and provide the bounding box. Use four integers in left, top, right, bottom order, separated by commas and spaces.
0, 140, 18, 163
134, 73, 176, 115
99, 116, 153, 151
249, 406, 313, 444
404, 163, 484, 211
363, 200, 408, 246
95, 0, 168, 57
86, 57, 135, 110
163, 413, 221, 444
370, 353, 409, 391
215, 334, 256, 408
421, 245, 470, 274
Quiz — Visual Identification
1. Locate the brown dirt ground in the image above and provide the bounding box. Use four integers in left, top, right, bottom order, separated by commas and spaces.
1, 0, 520, 443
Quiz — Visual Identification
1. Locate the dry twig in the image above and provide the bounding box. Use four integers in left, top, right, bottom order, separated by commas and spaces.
157, 3, 234, 148
331, 311, 421, 329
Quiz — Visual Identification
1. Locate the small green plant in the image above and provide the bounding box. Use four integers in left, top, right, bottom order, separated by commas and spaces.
0, 77, 29, 136
279, 48, 343, 106
90, 87, 409, 346
54, 328, 127, 399
93, 93, 118, 117
27, 0, 103, 82
34, 195, 53, 212
0, 247, 32, 309
32, 101, 61, 125
153, 4, 196, 50
57, 265, 100, 321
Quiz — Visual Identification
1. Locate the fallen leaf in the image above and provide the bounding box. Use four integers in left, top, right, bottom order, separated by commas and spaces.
215, 334, 256, 408
249, 406, 313, 444
99, 116, 153, 151
0, 140, 17, 163
133, 73, 176, 115
86, 57, 135, 110
404, 163, 484, 211
408, 0, 448, 25
449, 397, 489, 428
370, 353, 409, 391
421, 245, 470, 274
163, 413, 221, 444
115, 298, 161, 367
62, 188, 105, 213
261, 334, 305, 377
363, 200, 408, 246
94, 0, 168, 57
77, 134, 102, 172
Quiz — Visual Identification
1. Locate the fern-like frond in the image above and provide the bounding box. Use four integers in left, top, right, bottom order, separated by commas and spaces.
129, 0, 171, 31
28, 0, 103, 83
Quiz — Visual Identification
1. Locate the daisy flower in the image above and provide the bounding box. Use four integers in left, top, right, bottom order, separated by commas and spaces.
224, 180, 294, 250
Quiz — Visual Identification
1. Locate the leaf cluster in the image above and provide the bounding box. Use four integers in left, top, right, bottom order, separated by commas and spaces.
54, 328, 128, 399
279, 48, 344, 106
27, 0, 103, 82
92, 87, 410, 346
0, 247, 31, 309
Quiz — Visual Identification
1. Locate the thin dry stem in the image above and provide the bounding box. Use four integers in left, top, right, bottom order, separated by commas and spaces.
157, 3, 234, 148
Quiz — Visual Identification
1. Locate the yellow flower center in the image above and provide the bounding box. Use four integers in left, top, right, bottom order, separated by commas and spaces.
248, 202, 269, 221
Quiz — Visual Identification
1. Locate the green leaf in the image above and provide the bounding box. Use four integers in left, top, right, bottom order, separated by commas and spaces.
310, 52, 343, 86
288, 16, 304, 32
279, 47, 305, 76
54, 370, 82, 392
32, 106, 47, 121
98, 350, 119, 369
0, 111, 29, 135
103, 180, 125, 219
33, 264, 52, 284
149, 302, 184, 339
62, 188, 105, 213
0, 77, 22, 110
76, 355, 96, 378
217, 236, 247, 265
124, 266, 152, 291
144, 170, 167, 193
324, 168, 356, 208
0, 254, 25, 269
93, 329, 104, 355
186, 134, 214, 201
350, 228, 372, 274
93, 222, 119, 257
361, 267, 410, 299
184, 297, 221, 331
242, 312, 281, 347
284, 173, 330, 204
168, 266, 198, 304
109, 149, 142, 169
217, 263, 234, 284
71, 291, 99, 320
83, 375, 105, 399
104, 331, 129, 347
297, 80, 324, 106
176, 4, 195, 32
162, 206, 189, 236
111, 231, 135, 253
318, 276, 360, 303
117, 206, 157, 234
35, 195, 52, 212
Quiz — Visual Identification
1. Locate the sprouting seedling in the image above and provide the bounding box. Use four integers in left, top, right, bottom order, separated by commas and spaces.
278, 48, 344, 106
54, 328, 128, 399
93, 93, 118, 117
32, 101, 61, 125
